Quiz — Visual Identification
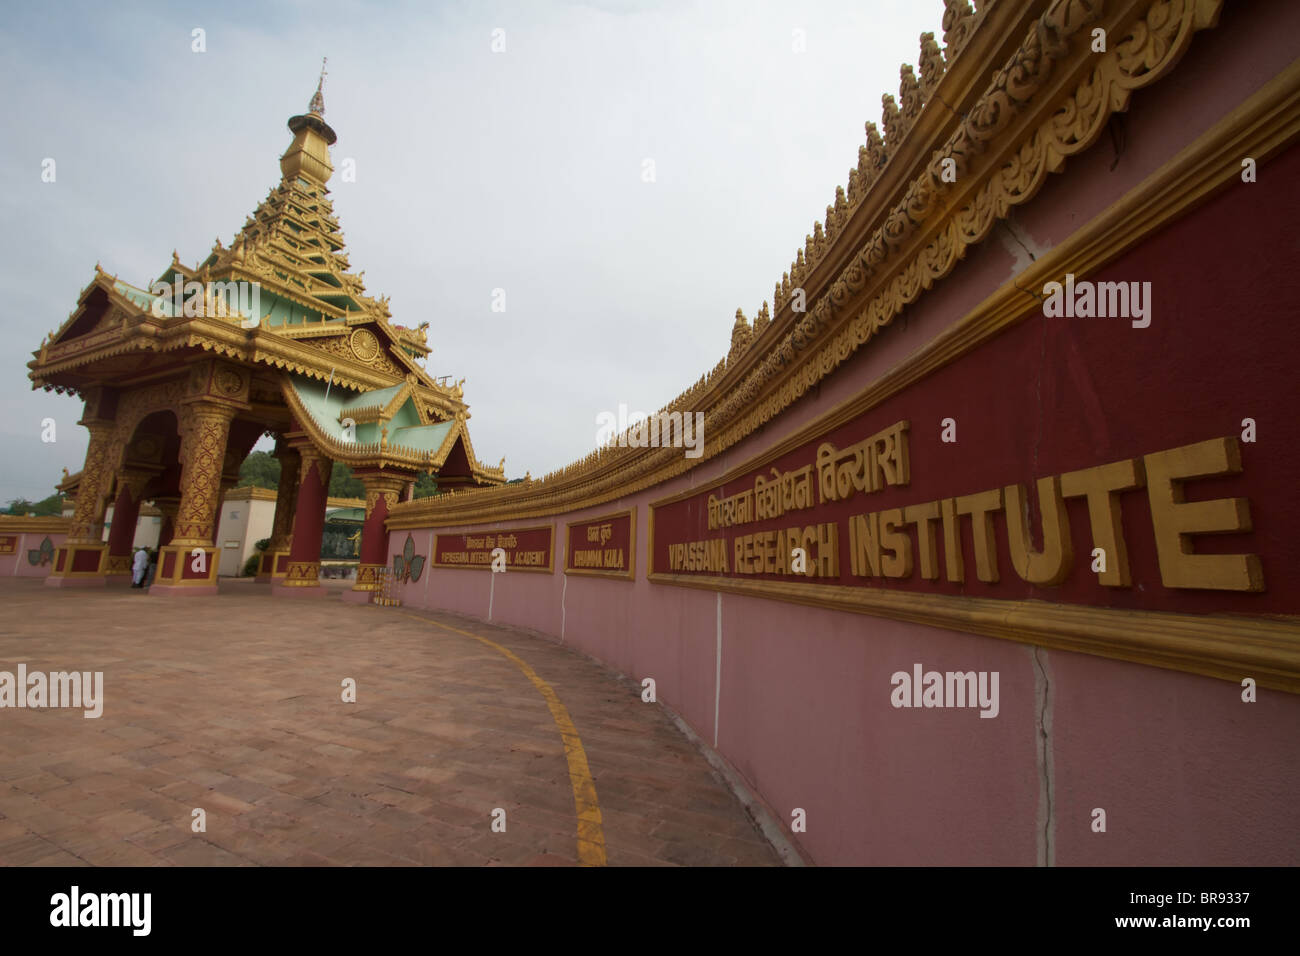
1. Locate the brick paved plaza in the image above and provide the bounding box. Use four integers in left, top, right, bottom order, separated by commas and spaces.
0, 578, 778, 866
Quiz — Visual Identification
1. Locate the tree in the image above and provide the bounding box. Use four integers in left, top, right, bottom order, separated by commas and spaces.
413, 473, 439, 499
237, 451, 280, 490
328, 462, 365, 499
5, 493, 63, 516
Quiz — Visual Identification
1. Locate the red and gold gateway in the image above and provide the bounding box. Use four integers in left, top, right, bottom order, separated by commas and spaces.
25, 78, 505, 599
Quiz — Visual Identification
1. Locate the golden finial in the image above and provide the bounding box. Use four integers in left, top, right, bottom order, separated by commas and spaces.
310, 57, 327, 115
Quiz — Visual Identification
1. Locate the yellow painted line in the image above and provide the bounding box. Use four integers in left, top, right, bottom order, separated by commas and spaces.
398, 611, 607, 866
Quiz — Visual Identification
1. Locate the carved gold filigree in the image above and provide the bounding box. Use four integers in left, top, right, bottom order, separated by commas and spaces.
390, 0, 1225, 529
350, 327, 381, 363
172, 402, 236, 546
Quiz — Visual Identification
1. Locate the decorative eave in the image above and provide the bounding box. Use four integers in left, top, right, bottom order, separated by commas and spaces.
56, 469, 81, 496
26, 280, 447, 401
281, 377, 504, 482
340, 382, 412, 426
387, 0, 1229, 529
38, 268, 147, 353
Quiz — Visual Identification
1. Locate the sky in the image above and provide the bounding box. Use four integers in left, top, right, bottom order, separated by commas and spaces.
0, 0, 943, 502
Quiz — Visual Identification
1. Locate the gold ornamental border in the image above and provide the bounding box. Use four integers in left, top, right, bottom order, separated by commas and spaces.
391, 44, 1300, 533
638, 58, 1300, 693
563, 508, 636, 581
0, 516, 72, 534
387, 0, 1231, 530
431, 524, 556, 574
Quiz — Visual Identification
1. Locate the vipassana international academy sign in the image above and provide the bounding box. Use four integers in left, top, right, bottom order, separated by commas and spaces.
432, 525, 554, 573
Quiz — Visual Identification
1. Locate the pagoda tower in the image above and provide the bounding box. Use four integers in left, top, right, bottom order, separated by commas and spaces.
28, 73, 505, 598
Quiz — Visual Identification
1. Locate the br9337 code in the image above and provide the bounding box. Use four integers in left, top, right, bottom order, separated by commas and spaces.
1202, 893, 1250, 904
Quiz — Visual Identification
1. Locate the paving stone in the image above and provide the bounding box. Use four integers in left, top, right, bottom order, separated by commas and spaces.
0, 578, 778, 867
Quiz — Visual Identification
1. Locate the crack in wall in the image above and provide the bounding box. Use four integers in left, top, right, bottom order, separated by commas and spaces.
997, 217, 1052, 282
1032, 645, 1055, 867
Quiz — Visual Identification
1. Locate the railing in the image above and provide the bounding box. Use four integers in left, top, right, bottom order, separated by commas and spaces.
373, 567, 401, 607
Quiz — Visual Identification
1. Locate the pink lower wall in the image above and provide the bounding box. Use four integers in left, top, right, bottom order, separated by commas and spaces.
0, 531, 67, 578
393, 500, 1300, 866
386, 5, 1300, 865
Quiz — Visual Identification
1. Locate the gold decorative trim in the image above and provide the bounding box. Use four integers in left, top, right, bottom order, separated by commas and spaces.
353, 563, 385, 590
403, 37, 1300, 691
0, 516, 71, 534
633, 62, 1300, 689
387, 0, 1228, 530
283, 378, 504, 482
281, 560, 321, 586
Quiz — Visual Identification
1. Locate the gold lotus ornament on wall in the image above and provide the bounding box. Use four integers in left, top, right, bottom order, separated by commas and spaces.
392, 533, 425, 583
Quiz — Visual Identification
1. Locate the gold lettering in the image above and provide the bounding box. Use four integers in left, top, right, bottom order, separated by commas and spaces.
955, 488, 1003, 584
1144, 438, 1263, 591
848, 511, 881, 578
815, 522, 838, 578
940, 498, 964, 583
1005, 477, 1072, 586
801, 526, 817, 578
904, 501, 941, 580
1060, 458, 1144, 587
879, 508, 913, 579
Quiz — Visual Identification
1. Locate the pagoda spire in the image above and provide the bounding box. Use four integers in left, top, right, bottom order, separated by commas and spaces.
309, 57, 327, 115
281, 62, 337, 183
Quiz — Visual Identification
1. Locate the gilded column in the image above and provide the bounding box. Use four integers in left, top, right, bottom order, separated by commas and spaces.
46, 420, 118, 588
150, 401, 235, 596
258, 442, 300, 582
342, 471, 407, 604
272, 440, 333, 596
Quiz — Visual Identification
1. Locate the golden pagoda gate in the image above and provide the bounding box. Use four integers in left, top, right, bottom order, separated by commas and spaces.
29, 76, 505, 600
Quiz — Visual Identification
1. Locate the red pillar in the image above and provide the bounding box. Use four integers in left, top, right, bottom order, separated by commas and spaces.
155, 498, 178, 548
258, 442, 300, 582
272, 441, 332, 598
104, 470, 151, 585
343, 472, 408, 604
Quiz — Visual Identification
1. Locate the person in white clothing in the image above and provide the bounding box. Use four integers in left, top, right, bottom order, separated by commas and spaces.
131, 546, 149, 588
